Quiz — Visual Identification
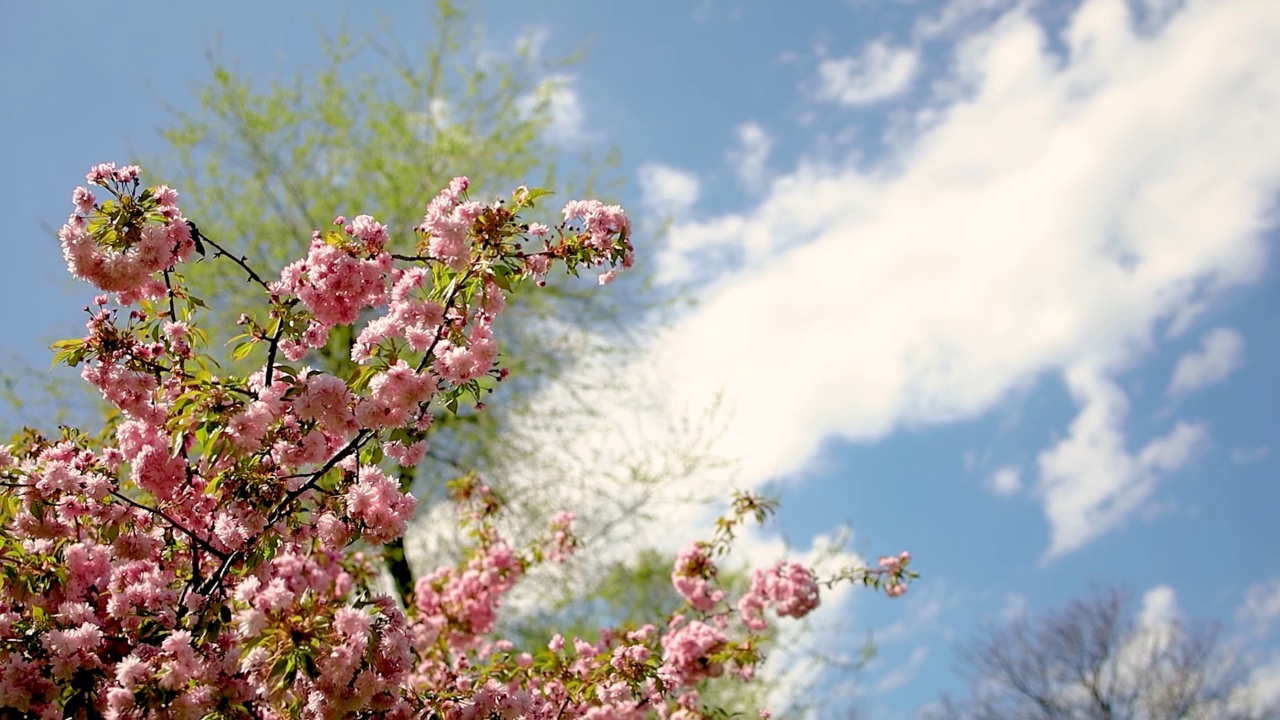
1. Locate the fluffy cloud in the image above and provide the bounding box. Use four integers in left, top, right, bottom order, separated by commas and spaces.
1038, 369, 1207, 559
727, 121, 773, 192
1249, 653, 1280, 709
1168, 327, 1245, 398
1106, 585, 1185, 689
986, 465, 1021, 496
817, 40, 920, 105
637, 163, 701, 217
1231, 445, 1271, 466
916, 0, 1016, 39
1001, 592, 1028, 621
1239, 578, 1280, 636
645, 0, 1280, 556
1138, 584, 1181, 628
872, 646, 931, 694
519, 74, 586, 145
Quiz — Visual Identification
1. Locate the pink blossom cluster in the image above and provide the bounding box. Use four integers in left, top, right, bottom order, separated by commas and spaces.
737, 561, 822, 631
60, 164, 195, 296
0, 164, 911, 718
416, 176, 484, 270
548, 510, 577, 563
384, 438, 428, 467
351, 267, 446, 362
410, 541, 522, 650
434, 317, 498, 385
671, 541, 726, 611
346, 466, 418, 543
227, 553, 415, 717
273, 239, 393, 332
561, 199, 634, 285
879, 551, 913, 597
659, 618, 729, 687
341, 213, 389, 254
355, 360, 437, 429
561, 199, 630, 253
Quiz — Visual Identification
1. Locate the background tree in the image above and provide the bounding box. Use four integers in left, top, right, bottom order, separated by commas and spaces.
927, 586, 1277, 720
152, 0, 685, 601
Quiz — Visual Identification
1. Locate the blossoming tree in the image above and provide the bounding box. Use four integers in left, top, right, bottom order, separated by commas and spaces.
152, 8, 679, 609
0, 164, 913, 718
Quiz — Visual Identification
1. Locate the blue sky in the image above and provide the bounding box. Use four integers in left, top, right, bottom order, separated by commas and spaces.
4, 1, 1280, 717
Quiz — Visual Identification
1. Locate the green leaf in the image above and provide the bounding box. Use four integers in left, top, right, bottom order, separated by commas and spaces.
231, 341, 256, 362
49, 338, 83, 352
269, 655, 292, 692
490, 268, 513, 292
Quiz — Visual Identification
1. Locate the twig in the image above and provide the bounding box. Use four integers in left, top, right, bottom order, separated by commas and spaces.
263, 317, 286, 387
162, 269, 179, 323
187, 221, 272, 292
109, 489, 229, 560
197, 428, 373, 600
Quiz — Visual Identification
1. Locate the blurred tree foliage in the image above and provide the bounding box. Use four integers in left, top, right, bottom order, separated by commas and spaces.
152, 0, 654, 599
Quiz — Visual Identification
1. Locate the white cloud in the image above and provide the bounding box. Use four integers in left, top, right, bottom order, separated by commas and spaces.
1168, 327, 1245, 398
986, 465, 1021, 496
915, 0, 1016, 39
1239, 578, 1280, 636
873, 645, 931, 694
642, 0, 1278, 558
1001, 592, 1028, 621
1138, 584, 1181, 628
1248, 652, 1280, 709
1038, 368, 1207, 559
728, 122, 773, 192
1231, 445, 1271, 466
637, 163, 701, 217
427, 97, 452, 128
519, 74, 586, 145
1106, 585, 1184, 692
873, 589, 947, 646
514, 26, 549, 59
816, 40, 920, 105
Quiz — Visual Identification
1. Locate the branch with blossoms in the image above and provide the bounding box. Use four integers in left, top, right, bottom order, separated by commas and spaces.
0, 162, 912, 719
823, 552, 918, 598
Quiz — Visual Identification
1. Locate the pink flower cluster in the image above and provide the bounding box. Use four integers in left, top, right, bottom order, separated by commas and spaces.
274, 238, 392, 331
346, 467, 419, 544
417, 176, 484, 270
434, 317, 498, 385
60, 165, 195, 296
356, 360, 437, 429
548, 511, 577, 563
561, 199, 630, 253
562, 199, 634, 285
352, 267, 447, 362
738, 561, 821, 631
671, 541, 725, 611
411, 542, 522, 649
879, 551, 912, 597
659, 619, 728, 687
